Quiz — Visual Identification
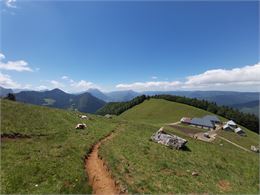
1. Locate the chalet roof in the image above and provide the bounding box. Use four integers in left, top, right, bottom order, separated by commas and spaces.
190, 117, 214, 128
227, 120, 237, 126
202, 115, 220, 122
180, 117, 192, 123
234, 127, 243, 133
223, 124, 231, 129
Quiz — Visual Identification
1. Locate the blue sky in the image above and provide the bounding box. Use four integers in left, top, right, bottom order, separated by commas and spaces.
0, 0, 259, 92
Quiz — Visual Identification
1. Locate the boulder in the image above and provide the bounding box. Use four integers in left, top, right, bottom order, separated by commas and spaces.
151, 127, 187, 150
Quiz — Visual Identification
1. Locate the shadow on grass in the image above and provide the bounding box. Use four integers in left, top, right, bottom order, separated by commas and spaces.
181, 145, 192, 152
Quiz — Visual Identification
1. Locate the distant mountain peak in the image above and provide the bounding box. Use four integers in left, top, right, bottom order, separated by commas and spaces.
50, 88, 66, 93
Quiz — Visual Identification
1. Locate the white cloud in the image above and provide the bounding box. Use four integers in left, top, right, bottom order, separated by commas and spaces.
0, 60, 33, 72
185, 63, 260, 86
36, 85, 48, 91
70, 80, 98, 91
5, 0, 17, 8
116, 63, 260, 92
0, 73, 20, 88
116, 81, 181, 91
0, 52, 33, 72
0, 53, 5, 60
39, 78, 100, 93
61, 76, 69, 80
50, 80, 64, 88
151, 76, 158, 80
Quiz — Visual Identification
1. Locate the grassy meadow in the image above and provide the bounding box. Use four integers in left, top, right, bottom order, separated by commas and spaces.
100, 121, 259, 194
100, 99, 259, 194
120, 99, 259, 150
120, 99, 219, 125
1, 100, 119, 194
1, 99, 259, 194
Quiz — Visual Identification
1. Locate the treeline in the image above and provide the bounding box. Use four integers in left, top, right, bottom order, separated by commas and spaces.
3, 93, 16, 101
153, 95, 259, 133
96, 94, 259, 133
96, 95, 147, 116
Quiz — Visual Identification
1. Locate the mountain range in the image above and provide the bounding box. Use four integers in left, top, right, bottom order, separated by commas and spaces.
85, 89, 140, 102
13, 88, 106, 113
0, 86, 259, 116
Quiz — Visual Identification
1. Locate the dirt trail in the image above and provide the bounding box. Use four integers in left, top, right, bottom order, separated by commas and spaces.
218, 135, 251, 152
85, 131, 121, 195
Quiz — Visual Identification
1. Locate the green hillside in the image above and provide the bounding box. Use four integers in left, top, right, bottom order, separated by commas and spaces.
1, 100, 118, 194
1, 99, 259, 194
120, 99, 218, 125
120, 99, 259, 149
100, 99, 259, 194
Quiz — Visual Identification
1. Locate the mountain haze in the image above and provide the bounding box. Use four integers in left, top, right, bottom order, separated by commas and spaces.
0, 86, 13, 97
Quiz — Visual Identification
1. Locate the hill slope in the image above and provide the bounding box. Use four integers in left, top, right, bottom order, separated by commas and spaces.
15, 88, 105, 113
120, 99, 219, 125
121, 98, 258, 146
231, 100, 259, 116
100, 99, 259, 194
1, 100, 118, 193
100, 122, 259, 194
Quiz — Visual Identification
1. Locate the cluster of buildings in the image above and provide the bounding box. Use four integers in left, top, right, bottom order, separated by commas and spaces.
180, 115, 246, 136
222, 120, 245, 136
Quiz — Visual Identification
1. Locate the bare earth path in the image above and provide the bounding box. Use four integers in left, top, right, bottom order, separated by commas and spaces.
85, 129, 121, 195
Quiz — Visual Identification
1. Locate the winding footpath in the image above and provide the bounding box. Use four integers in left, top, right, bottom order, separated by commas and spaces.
85, 130, 121, 195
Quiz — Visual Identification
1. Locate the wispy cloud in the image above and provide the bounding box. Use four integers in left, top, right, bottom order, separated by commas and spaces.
70, 80, 98, 91
0, 52, 33, 72
5, 0, 17, 8
117, 81, 181, 91
151, 76, 158, 80
36, 85, 48, 91
116, 63, 260, 91
59, 75, 99, 92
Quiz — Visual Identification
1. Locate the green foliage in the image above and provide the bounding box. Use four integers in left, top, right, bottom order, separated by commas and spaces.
96, 95, 147, 115
4, 93, 16, 101
1, 100, 118, 193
